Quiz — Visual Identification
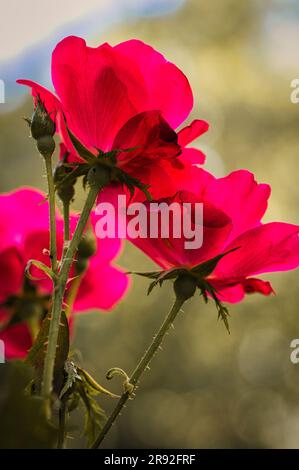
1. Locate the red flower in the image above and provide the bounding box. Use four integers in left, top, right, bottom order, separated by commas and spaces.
17, 36, 208, 188
119, 168, 299, 303
0, 188, 128, 359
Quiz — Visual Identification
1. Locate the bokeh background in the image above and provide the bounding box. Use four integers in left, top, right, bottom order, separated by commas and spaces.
1, 0, 299, 449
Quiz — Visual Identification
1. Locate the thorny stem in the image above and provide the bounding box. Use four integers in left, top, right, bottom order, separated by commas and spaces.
62, 200, 70, 259
41, 184, 99, 407
44, 154, 57, 273
90, 296, 185, 449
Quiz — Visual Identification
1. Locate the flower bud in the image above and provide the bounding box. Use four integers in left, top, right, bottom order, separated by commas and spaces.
37, 135, 55, 158
54, 162, 75, 204
78, 231, 97, 259
174, 274, 197, 301
87, 164, 111, 189
75, 257, 89, 276
30, 99, 56, 140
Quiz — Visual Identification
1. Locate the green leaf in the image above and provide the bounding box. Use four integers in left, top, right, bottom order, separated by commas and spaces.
199, 280, 231, 334
77, 381, 107, 447
67, 129, 98, 164
191, 247, 240, 278
0, 361, 57, 448
77, 367, 119, 398
26, 311, 70, 395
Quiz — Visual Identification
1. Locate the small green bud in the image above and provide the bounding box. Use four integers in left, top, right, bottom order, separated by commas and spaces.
75, 257, 89, 276
53, 162, 67, 183
54, 161, 75, 203
87, 164, 111, 189
37, 135, 55, 158
30, 99, 56, 140
174, 274, 197, 301
78, 231, 97, 259
58, 185, 75, 204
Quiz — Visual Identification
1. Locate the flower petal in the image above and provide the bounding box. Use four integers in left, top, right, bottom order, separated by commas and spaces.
0, 321, 32, 360
115, 39, 193, 129
0, 248, 24, 303
178, 119, 209, 146
51, 36, 146, 151
0, 188, 50, 252
204, 170, 271, 241
178, 147, 206, 166
74, 262, 129, 312
214, 222, 299, 280
209, 277, 274, 303
113, 110, 180, 174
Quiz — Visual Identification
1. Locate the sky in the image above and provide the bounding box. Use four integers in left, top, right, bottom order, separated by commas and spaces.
0, 0, 184, 108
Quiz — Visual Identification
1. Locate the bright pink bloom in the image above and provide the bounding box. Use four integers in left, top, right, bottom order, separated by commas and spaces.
0, 188, 128, 359
17, 36, 208, 185
120, 169, 299, 303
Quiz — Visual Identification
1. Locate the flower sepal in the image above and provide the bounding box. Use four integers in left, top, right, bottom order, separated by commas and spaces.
130, 248, 238, 332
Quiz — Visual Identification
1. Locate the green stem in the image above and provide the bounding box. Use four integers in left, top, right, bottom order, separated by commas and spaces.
57, 400, 66, 449
44, 155, 57, 273
63, 200, 70, 259
90, 296, 185, 449
41, 184, 99, 403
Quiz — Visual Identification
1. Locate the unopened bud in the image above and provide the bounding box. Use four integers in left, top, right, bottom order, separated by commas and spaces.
174, 274, 197, 301
54, 162, 75, 204
37, 135, 55, 158
75, 257, 89, 276
30, 99, 55, 140
78, 231, 97, 259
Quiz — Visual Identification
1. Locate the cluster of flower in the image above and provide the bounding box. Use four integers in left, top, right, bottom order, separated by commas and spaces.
1, 36, 299, 359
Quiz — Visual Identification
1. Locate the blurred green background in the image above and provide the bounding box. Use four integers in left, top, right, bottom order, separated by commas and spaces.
1, 0, 299, 449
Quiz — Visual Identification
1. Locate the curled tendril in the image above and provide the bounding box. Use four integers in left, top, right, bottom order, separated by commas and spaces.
25, 259, 57, 282
106, 367, 134, 396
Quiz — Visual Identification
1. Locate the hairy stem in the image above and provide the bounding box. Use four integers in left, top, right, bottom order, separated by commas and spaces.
41, 184, 99, 404
44, 155, 57, 272
91, 296, 185, 449
62, 200, 70, 259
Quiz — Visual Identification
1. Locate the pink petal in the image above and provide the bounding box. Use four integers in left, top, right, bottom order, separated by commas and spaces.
0, 248, 24, 303
16, 79, 61, 116
0, 188, 50, 252
209, 278, 274, 303
204, 170, 271, 241
209, 282, 246, 303
242, 278, 274, 295
89, 212, 123, 263
74, 262, 129, 312
113, 110, 180, 174
128, 195, 232, 269
0, 321, 32, 360
214, 222, 299, 280
178, 147, 206, 166
51, 36, 145, 152
115, 39, 193, 129
178, 119, 209, 146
